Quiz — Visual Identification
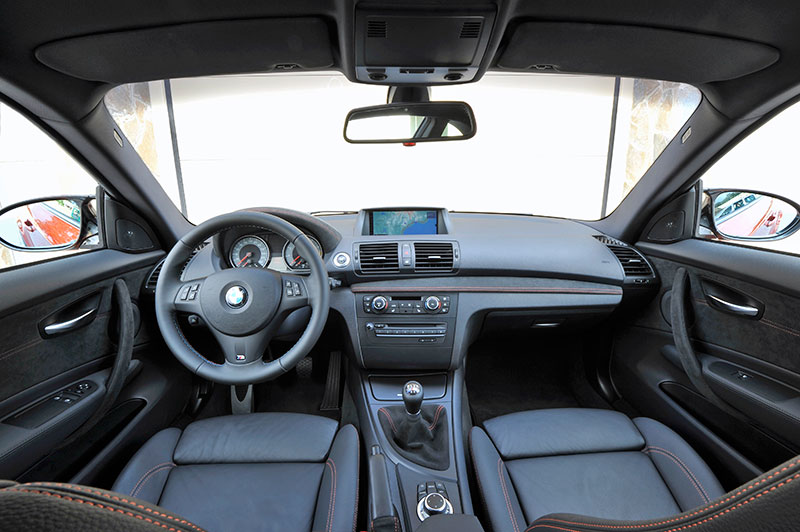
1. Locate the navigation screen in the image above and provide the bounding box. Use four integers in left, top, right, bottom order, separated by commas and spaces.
370, 210, 438, 235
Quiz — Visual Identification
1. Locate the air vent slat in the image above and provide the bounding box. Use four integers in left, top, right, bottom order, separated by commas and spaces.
359, 243, 399, 273
414, 243, 455, 272
144, 259, 164, 292
459, 21, 482, 39
593, 236, 654, 278
367, 20, 387, 38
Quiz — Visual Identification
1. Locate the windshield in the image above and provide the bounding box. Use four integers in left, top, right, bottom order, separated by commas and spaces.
105, 73, 700, 222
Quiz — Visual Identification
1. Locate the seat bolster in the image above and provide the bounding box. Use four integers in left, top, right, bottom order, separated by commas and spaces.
312, 424, 360, 532
634, 418, 725, 511
470, 427, 527, 532
112, 427, 180, 504
174, 412, 338, 464
484, 409, 644, 460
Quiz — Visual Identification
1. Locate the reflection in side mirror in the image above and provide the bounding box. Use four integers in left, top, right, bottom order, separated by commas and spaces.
708, 189, 800, 241
344, 102, 476, 144
0, 197, 86, 251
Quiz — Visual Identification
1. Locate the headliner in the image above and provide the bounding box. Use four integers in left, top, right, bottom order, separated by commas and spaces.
2, 0, 800, 123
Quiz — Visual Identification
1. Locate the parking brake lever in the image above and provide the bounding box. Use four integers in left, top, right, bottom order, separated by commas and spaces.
368, 445, 402, 532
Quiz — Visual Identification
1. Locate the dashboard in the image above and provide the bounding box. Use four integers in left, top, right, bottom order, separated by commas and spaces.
176, 207, 659, 372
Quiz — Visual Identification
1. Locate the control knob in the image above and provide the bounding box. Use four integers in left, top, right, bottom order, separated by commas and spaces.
424, 296, 442, 312
371, 296, 388, 313
424, 493, 447, 515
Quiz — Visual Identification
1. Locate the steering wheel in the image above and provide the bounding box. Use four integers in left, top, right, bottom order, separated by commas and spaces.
155, 212, 330, 385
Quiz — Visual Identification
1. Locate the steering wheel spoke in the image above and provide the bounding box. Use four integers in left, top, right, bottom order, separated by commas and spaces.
210, 327, 274, 366
171, 278, 206, 314
278, 274, 310, 313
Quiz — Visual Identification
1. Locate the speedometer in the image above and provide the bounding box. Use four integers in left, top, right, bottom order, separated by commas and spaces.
283, 235, 323, 270
230, 235, 270, 268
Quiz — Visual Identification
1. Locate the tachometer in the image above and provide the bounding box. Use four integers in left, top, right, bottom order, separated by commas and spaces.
283, 235, 323, 270
230, 235, 270, 268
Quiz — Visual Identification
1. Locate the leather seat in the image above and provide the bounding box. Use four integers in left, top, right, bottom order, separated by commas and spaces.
470, 408, 725, 532
111, 413, 359, 532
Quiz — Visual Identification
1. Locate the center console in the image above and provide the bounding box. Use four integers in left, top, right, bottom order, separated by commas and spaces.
357, 292, 458, 369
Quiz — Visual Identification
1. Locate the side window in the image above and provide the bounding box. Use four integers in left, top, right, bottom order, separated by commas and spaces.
699, 101, 800, 255
0, 103, 100, 270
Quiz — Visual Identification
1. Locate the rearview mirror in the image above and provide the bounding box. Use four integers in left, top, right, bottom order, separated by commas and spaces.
706, 189, 800, 241
344, 102, 476, 144
0, 197, 91, 252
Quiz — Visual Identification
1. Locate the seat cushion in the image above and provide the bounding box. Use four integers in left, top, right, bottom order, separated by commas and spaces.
112, 413, 359, 532
483, 408, 644, 459
471, 409, 725, 532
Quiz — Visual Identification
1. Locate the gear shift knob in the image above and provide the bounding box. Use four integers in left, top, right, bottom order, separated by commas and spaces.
403, 380, 424, 417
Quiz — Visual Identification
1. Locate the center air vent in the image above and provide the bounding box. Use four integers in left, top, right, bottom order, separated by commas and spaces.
367, 20, 387, 38
414, 242, 455, 272
359, 243, 399, 273
594, 236, 654, 277
459, 21, 482, 39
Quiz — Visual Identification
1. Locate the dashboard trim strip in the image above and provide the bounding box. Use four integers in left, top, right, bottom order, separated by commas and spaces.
350, 286, 622, 295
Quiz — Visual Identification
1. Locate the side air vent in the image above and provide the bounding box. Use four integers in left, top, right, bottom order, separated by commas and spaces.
459, 21, 482, 39
359, 243, 399, 273
144, 259, 165, 293
144, 241, 208, 293
593, 235, 625, 247
367, 20, 387, 38
594, 236, 654, 278
414, 242, 455, 272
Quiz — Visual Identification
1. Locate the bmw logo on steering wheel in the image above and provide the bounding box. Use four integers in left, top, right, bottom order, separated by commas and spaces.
225, 285, 248, 308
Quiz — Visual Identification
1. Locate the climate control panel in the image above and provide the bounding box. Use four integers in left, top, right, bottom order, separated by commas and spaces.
362, 294, 451, 315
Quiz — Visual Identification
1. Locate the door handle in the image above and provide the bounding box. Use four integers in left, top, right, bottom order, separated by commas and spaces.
43, 308, 97, 335
705, 293, 760, 317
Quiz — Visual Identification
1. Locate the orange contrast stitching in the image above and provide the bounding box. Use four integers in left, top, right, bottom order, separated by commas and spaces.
527, 464, 800, 531
498, 458, 520, 532
4, 488, 199, 531
428, 405, 445, 430
644, 447, 710, 502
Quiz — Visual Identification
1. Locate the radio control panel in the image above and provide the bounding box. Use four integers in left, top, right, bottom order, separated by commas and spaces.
362, 294, 451, 315
356, 292, 457, 368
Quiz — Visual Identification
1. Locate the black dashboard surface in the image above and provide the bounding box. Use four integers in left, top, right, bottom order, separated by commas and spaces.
182, 210, 632, 286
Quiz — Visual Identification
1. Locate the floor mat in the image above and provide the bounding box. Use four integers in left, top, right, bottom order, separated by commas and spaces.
466, 333, 610, 424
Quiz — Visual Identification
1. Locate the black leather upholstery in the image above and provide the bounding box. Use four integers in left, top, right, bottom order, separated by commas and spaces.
111, 413, 359, 532
0, 481, 207, 532
527, 454, 800, 531
471, 409, 725, 532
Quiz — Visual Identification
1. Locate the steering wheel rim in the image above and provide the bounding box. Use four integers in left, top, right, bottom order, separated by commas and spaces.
155, 211, 330, 385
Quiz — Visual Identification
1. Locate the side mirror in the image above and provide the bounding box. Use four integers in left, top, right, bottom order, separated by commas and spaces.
704, 189, 800, 241
0, 196, 94, 252
344, 102, 476, 144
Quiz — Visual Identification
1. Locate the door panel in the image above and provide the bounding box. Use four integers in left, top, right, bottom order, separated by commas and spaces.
0, 248, 170, 479
610, 244, 800, 487
0, 250, 162, 402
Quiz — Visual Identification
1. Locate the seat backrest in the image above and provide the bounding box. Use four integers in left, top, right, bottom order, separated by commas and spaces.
0, 480, 206, 532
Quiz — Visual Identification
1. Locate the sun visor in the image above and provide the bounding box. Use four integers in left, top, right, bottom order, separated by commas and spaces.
497, 22, 779, 84
35, 18, 335, 83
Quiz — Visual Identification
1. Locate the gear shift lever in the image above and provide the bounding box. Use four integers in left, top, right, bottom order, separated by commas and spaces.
378, 380, 448, 469
403, 380, 424, 418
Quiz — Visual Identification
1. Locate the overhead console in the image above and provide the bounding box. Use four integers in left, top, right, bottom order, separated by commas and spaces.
354, 5, 496, 85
